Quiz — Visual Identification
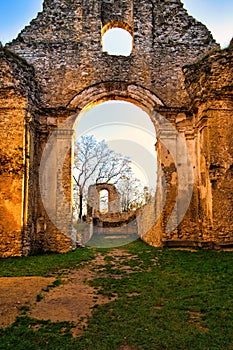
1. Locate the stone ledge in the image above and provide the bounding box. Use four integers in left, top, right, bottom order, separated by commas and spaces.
163, 240, 233, 250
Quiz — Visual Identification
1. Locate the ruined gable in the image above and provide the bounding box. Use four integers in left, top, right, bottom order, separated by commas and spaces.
6, 0, 218, 108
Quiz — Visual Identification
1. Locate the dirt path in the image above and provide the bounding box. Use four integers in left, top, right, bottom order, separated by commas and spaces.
0, 277, 55, 328
29, 267, 112, 336
0, 250, 135, 334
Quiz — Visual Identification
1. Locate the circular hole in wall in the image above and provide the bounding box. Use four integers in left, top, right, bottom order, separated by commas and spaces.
102, 27, 133, 56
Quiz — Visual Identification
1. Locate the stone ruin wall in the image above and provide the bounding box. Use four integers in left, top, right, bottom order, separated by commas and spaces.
183, 43, 233, 242
87, 183, 121, 216
0, 47, 36, 257
0, 0, 232, 256
87, 183, 137, 235
6, 0, 218, 108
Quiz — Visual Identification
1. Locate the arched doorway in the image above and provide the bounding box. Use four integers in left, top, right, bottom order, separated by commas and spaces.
72, 99, 157, 247
39, 83, 194, 251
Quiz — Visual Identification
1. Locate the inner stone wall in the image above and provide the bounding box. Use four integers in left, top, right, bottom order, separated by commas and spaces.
184, 43, 233, 241
87, 183, 121, 215
0, 46, 35, 257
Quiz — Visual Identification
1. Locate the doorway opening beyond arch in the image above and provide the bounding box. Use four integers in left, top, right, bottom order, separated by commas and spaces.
72, 100, 157, 247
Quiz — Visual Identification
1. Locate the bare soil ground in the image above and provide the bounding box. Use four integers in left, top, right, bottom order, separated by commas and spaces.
29, 267, 111, 337
0, 250, 135, 336
0, 277, 55, 328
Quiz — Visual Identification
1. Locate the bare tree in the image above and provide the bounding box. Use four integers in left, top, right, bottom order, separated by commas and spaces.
117, 176, 154, 212
73, 135, 132, 219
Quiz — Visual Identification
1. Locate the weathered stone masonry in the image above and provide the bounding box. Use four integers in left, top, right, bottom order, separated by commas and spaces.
0, 0, 232, 256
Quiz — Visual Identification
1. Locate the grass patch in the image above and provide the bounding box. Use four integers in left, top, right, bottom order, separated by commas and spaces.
86, 233, 139, 248
0, 248, 95, 277
36, 294, 43, 302
82, 242, 233, 349
0, 316, 76, 350
42, 279, 63, 292
0, 240, 232, 349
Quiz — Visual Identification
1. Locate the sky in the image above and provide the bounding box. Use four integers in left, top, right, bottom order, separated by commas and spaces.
76, 101, 157, 188
0, 0, 232, 47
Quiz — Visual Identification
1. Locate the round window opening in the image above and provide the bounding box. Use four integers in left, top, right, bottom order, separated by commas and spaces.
102, 27, 133, 56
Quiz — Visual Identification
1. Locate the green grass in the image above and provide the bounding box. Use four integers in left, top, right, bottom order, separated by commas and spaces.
0, 247, 95, 277
0, 240, 232, 349
86, 233, 139, 248
0, 317, 76, 350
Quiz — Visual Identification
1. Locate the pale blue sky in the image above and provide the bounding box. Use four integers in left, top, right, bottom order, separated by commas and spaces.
76, 101, 157, 187
0, 0, 232, 47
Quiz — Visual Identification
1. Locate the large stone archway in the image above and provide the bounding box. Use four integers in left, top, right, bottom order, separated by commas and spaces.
38, 87, 165, 252
0, 0, 232, 256
36, 80, 230, 252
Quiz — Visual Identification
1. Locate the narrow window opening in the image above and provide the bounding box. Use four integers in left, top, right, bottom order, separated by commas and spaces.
99, 189, 109, 213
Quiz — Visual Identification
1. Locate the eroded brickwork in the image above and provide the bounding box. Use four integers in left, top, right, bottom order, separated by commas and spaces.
184, 42, 233, 242
0, 46, 36, 257
87, 183, 121, 215
7, 0, 218, 108
0, 0, 232, 256
87, 183, 137, 236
